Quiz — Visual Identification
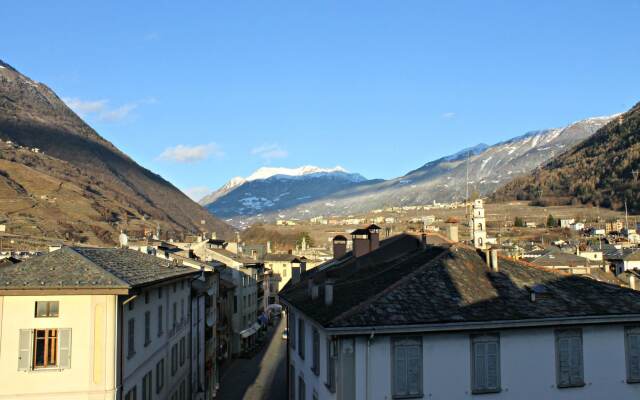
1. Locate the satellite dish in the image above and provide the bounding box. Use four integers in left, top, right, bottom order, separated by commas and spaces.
119, 231, 128, 248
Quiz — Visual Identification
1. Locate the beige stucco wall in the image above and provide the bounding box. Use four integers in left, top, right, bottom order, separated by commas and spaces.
0, 294, 118, 400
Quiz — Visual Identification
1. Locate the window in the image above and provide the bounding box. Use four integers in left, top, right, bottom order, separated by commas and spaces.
179, 336, 186, 366
173, 283, 177, 293
173, 302, 177, 329
555, 329, 584, 388
18, 328, 71, 371
156, 359, 165, 393
144, 311, 151, 346
158, 287, 163, 299
312, 328, 320, 375
35, 301, 59, 318
233, 296, 238, 313
471, 334, 500, 394
181, 280, 185, 290
289, 313, 296, 350
171, 343, 178, 375
158, 306, 164, 337
128, 318, 136, 358
179, 380, 186, 400
392, 337, 422, 398
626, 327, 640, 383
125, 387, 137, 400
325, 339, 336, 393
298, 318, 305, 359
181, 299, 185, 323
142, 370, 152, 400
34, 329, 58, 368
145, 291, 150, 304
289, 365, 296, 400
298, 375, 306, 400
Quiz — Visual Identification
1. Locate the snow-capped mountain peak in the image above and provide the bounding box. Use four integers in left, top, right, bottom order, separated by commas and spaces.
245, 165, 348, 181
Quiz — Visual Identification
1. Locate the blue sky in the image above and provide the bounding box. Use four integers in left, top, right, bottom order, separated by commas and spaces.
2, 1, 640, 200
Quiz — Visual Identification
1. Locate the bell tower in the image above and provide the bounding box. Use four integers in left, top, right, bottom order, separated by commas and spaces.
472, 199, 487, 249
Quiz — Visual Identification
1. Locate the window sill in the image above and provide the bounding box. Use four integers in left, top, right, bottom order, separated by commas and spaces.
471, 388, 501, 395
557, 382, 585, 389
627, 379, 640, 384
30, 366, 63, 372
392, 394, 423, 399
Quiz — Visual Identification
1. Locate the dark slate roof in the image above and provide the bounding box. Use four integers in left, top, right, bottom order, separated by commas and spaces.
333, 235, 348, 242
624, 251, 640, 261
351, 228, 370, 236
280, 240, 640, 329
531, 252, 589, 267
264, 253, 298, 262
0, 247, 198, 293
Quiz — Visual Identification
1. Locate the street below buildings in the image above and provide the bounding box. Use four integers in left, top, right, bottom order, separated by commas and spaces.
218, 317, 287, 400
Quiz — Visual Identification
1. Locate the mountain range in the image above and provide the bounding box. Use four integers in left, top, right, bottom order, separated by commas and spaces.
0, 60, 233, 244
201, 115, 616, 226
494, 102, 638, 212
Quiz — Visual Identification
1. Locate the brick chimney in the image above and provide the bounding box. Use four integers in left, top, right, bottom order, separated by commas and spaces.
351, 228, 370, 257
332, 235, 348, 259
367, 224, 381, 252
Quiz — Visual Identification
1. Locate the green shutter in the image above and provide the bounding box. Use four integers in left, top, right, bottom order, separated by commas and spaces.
59, 328, 72, 369
557, 337, 571, 386
486, 341, 499, 390
569, 336, 583, 385
18, 329, 33, 371
474, 342, 487, 389
628, 331, 640, 381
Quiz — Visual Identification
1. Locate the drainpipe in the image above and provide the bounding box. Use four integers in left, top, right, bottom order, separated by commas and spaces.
366, 330, 375, 400
119, 294, 136, 399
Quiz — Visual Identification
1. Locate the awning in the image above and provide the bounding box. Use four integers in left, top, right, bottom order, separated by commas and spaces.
239, 322, 261, 338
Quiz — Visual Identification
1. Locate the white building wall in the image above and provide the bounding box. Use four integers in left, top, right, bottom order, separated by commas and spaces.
291, 321, 640, 400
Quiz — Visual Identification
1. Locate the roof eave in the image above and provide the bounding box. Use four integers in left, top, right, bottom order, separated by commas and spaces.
0, 287, 130, 296
323, 314, 640, 336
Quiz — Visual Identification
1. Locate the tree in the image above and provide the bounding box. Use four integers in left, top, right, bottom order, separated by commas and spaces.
514, 216, 525, 227
296, 232, 314, 249
547, 214, 557, 228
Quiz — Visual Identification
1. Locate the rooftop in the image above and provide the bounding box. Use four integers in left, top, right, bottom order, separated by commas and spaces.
531, 252, 590, 267
280, 237, 640, 330
0, 247, 199, 294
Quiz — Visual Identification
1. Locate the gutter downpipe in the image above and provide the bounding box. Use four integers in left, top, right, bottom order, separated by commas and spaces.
366, 330, 375, 400
119, 294, 136, 400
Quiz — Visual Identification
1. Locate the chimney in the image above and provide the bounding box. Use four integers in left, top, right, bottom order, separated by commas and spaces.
352, 229, 370, 257
490, 249, 499, 272
324, 279, 334, 306
421, 233, 427, 249
368, 224, 381, 252
446, 221, 459, 243
300, 258, 307, 275
291, 266, 301, 284
332, 235, 348, 259
267, 241, 272, 254
310, 282, 319, 300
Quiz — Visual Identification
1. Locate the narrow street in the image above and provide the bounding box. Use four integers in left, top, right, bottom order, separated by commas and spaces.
218, 317, 287, 400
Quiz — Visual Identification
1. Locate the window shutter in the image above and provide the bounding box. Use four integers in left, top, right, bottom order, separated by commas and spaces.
395, 347, 408, 395
406, 345, 421, 394
474, 342, 487, 389
59, 328, 72, 369
569, 336, 583, 384
557, 337, 571, 386
18, 329, 33, 371
486, 342, 499, 389
628, 332, 640, 380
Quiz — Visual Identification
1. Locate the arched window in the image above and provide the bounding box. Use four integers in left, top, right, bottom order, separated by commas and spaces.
478, 238, 483, 246
478, 223, 483, 231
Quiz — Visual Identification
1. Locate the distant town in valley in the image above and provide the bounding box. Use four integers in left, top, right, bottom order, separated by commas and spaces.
3, 2, 640, 400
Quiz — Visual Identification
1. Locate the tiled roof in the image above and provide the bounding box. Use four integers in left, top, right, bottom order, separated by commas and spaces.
264, 253, 298, 262
623, 251, 640, 261
531, 252, 589, 267
209, 248, 260, 265
0, 247, 198, 293
280, 238, 640, 329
